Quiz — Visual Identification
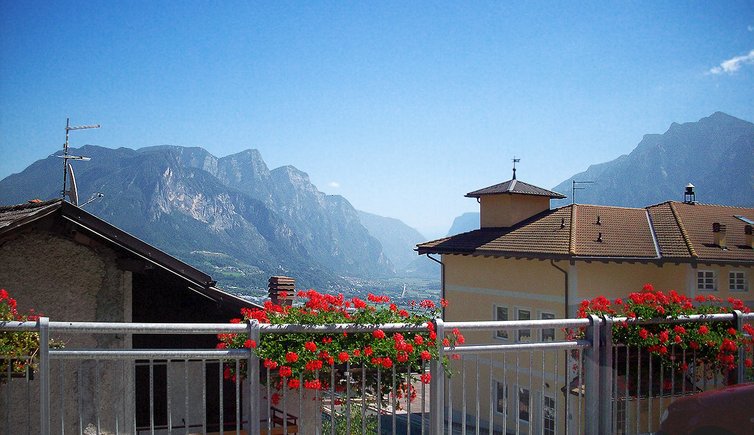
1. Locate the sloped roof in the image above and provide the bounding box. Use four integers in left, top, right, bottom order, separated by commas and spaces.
465, 179, 566, 199
418, 201, 754, 264
650, 201, 754, 262
0, 199, 258, 309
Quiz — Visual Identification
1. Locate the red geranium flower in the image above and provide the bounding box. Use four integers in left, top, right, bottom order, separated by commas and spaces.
286, 351, 299, 363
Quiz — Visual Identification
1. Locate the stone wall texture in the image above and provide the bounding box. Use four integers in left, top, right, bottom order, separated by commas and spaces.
0, 230, 134, 434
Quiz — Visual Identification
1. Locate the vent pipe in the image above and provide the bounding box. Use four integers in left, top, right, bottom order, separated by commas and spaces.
712, 222, 727, 249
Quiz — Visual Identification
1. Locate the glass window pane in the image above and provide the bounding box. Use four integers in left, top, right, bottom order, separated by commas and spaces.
518, 388, 530, 422
518, 309, 531, 341
541, 313, 555, 341
496, 307, 508, 339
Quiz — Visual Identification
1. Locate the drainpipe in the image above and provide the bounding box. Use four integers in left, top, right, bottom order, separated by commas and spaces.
549, 259, 569, 318
550, 259, 570, 431
426, 254, 446, 319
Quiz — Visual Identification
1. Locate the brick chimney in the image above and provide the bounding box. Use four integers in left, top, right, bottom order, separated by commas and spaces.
746, 225, 753, 249
268, 276, 295, 306
712, 222, 727, 249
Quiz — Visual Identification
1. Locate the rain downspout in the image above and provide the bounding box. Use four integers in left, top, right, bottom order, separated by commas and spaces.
426, 254, 446, 319
550, 258, 570, 428
550, 259, 569, 318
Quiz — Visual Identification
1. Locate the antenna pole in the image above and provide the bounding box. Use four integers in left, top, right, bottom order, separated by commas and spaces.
62, 118, 70, 199
572, 180, 595, 204
60, 118, 100, 202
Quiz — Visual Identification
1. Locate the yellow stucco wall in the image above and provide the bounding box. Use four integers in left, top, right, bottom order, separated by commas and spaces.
441, 253, 753, 432
480, 195, 550, 228
444, 254, 754, 325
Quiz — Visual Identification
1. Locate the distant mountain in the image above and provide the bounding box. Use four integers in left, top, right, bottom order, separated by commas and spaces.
552, 112, 754, 208
443, 112, 754, 237
446, 212, 479, 236
357, 211, 425, 271
0, 145, 393, 291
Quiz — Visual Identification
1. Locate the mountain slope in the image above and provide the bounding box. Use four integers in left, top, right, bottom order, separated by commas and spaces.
0, 145, 394, 290
357, 210, 426, 271
442, 112, 754, 238
552, 112, 754, 207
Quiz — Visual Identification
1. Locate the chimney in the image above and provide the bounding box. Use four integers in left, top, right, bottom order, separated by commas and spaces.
268, 276, 295, 306
684, 183, 695, 204
746, 225, 753, 249
712, 222, 727, 249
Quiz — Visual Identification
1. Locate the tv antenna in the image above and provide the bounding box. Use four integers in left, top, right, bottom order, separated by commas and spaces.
572, 180, 595, 204
512, 156, 521, 180
58, 118, 99, 205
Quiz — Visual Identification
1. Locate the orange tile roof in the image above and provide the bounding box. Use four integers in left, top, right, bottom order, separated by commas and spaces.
465, 179, 566, 198
657, 201, 754, 263
418, 201, 754, 264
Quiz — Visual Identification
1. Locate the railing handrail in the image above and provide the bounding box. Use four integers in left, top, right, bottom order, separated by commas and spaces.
3, 312, 749, 334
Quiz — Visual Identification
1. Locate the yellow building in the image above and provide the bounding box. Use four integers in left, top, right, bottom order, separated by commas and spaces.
417, 177, 754, 433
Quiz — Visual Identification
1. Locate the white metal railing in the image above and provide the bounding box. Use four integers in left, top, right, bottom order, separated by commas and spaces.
1, 313, 752, 434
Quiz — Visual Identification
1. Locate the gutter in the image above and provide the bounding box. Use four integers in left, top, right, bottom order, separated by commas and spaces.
425, 254, 446, 320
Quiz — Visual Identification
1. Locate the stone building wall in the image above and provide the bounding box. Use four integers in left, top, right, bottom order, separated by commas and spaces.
0, 230, 134, 434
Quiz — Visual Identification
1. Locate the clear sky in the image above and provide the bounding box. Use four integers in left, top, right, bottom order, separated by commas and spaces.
1, 1, 753, 238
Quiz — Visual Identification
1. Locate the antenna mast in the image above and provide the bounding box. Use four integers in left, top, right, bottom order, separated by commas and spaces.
571, 180, 595, 204
60, 118, 99, 201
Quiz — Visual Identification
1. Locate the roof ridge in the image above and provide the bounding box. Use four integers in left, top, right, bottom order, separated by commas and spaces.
669, 201, 697, 258
645, 208, 661, 258
569, 204, 577, 255
0, 199, 61, 212
578, 203, 645, 211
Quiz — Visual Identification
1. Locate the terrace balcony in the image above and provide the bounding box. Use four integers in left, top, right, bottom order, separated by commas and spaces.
2, 312, 753, 434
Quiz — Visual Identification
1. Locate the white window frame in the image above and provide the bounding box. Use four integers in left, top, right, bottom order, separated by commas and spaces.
517, 387, 531, 423
517, 308, 531, 342
540, 312, 556, 342
729, 271, 748, 292
697, 270, 717, 292
495, 381, 508, 416
494, 305, 509, 340
543, 394, 556, 435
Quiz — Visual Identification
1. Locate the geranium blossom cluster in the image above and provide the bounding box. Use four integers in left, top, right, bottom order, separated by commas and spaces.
217, 290, 459, 401
0, 289, 45, 379
576, 284, 753, 374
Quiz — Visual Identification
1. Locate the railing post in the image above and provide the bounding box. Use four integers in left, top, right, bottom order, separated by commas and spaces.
38, 317, 50, 435
732, 310, 745, 384
599, 316, 614, 434
429, 318, 445, 434
247, 319, 260, 435
584, 314, 601, 435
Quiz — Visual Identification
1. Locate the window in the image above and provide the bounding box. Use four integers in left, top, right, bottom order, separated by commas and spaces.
616, 399, 627, 434
517, 309, 531, 341
730, 271, 748, 292
543, 395, 556, 435
496, 382, 508, 415
697, 270, 716, 291
495, 306, 509, 340
541, 312, 555, 342
518, 387, 530, 422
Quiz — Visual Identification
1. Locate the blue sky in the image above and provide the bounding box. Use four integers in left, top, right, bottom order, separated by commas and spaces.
1, 1, 753, 238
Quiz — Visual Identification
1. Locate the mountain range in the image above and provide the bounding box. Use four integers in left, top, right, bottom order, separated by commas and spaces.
2, 111, 751, 293
0, 145, 425, 291
448, 112, 754, 234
